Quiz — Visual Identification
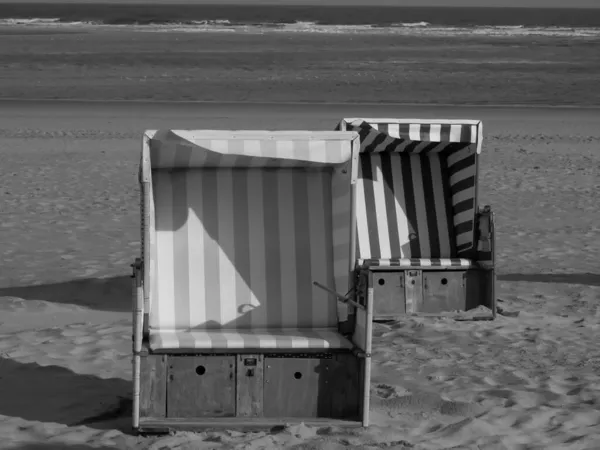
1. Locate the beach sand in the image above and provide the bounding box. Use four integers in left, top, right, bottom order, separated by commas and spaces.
0, 101, 599, 450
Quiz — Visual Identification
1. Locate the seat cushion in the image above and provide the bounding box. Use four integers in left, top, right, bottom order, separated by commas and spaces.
358, 258, 473, 268
149, 328, 353, 351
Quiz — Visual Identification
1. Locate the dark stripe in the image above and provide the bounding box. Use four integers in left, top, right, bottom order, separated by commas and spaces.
420, 124, 431, 141
294, 170, 312, 328
233, 170, 251, 329
320, 171, 334, 325
401, 156, 420, 257
451, 259, 462, 266
384, 138, 406, 153
447, 153, 476, 176
440, 124, 451, 142
450, 176, 476, 197
202, 170, 222, 328
460, 124, 472, 143
455, 220, 473, 235
421, 142, 442, 154
171, 172, 191, 328
378, 123, 389, 135
430, 258, 441, 266
360, 154, 381, 259
365, 130, 388, 153
453, 198, 474, 215
399, 124, 410, 140
263, 171, 282, 327
420, 156, 441, 258
439, 154, 457, 256
409, 258, 420, 266
379, 152, 401, 258
173, 143, 193, 168
404, 141, 421, 153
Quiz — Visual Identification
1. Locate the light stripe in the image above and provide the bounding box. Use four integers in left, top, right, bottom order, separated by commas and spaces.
355, 168, 371, 259
390, 156, 411, 258
187, 172, 206, 328
409, 124, 421, 141
409, 157, 431, 258
387, 123, 400, 138
449, 125, 463, 142
371, 156, 392, 258
429, 124, 442, 142
247, 170, 268, 328
153, 171, 176, 329
216, 170, 237, 326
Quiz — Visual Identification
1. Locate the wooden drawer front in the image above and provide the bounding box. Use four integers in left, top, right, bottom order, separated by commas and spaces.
167, 356, 235, 418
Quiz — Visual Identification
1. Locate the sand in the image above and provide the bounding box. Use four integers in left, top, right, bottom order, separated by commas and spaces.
1, 101, 599, 450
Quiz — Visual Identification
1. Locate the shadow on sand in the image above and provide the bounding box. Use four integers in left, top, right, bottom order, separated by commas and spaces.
0, 357, 132, 434
498, 273, 600, 287
11, 444, 120, 450
0, 276, 132, 313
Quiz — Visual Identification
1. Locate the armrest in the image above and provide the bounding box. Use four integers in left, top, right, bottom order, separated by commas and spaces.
476, 205, 495, 267
131, 258, 144, 353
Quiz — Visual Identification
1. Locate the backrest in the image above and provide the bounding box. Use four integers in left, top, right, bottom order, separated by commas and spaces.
337, 119, 481, 260
140, 130, 358, 331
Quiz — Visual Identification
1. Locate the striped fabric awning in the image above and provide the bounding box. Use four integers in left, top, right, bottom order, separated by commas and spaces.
336, 118, 482, 260
340, 119, 480, 154
147, 130, 356, 170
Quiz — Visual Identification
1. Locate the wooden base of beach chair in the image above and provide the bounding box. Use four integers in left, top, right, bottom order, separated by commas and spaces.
361, 268, 496, 320
135, 351, 364, 433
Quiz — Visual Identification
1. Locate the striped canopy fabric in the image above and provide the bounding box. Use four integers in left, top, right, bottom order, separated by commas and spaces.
336, 119, 481, 262
142, 131, 358, 350
148, 130, 354, 169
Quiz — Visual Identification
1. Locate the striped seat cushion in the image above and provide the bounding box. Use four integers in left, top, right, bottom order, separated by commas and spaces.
358, 258, 473, 268
149, 329, 353, 351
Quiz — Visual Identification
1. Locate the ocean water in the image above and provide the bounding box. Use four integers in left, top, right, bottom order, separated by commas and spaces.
1, 3, 600, 37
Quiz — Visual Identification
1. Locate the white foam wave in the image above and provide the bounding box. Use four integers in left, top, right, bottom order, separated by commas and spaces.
0, 18, 599, 38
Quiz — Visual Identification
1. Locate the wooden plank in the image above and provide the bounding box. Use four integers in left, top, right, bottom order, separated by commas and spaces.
263, 358, 331, 418
167, 356, 235, 418
140, 355, 167, 418
372, 271, 405, 318
330, 353, 360, 420
422, 271, 466, 313
138, 417, 362, 433
236, 354, 263, 418
405, 270, 423, 313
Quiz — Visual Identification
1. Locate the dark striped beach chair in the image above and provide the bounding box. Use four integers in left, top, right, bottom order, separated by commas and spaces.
131, 130, 372, 432
336, 118, 496, 320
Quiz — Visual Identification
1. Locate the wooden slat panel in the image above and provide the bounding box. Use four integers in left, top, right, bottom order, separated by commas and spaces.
263, 358, 331, 418
236, 354, 264, 418
140, 355, 167, 418
330, 353, 361, 420
167, 356, 235, 418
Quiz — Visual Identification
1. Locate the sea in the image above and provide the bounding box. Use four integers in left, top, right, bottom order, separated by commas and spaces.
1, 3, 600, 37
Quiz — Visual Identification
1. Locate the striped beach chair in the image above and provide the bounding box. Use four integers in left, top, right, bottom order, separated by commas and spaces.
336, 118, 496, 319
131, 130, 372, 432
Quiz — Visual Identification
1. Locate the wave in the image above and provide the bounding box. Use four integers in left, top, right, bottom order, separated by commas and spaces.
1, 18, 599, 38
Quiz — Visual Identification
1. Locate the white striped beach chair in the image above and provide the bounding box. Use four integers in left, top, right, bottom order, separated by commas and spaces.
336, 118, 496, 319
131, 130, 372, 432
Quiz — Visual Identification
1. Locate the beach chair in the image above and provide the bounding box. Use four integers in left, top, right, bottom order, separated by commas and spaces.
131, 129, 372, 433
336, 118, 496, 320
